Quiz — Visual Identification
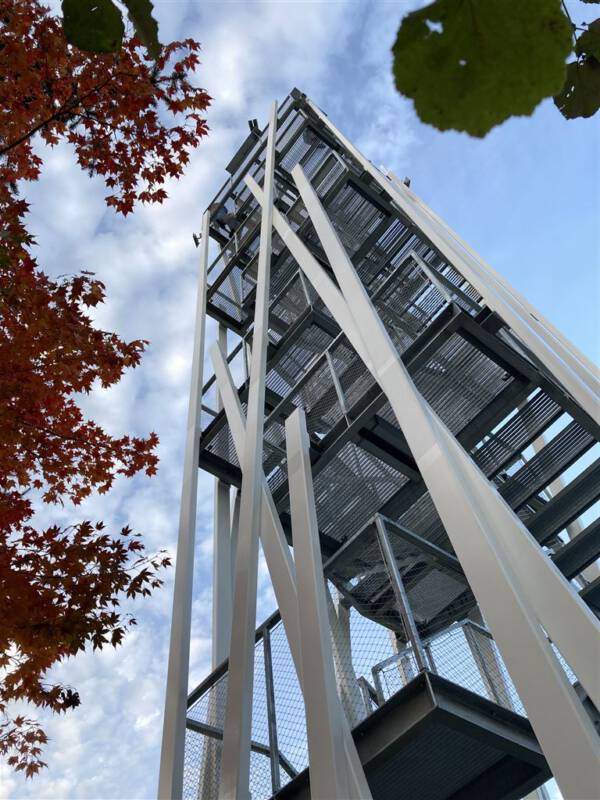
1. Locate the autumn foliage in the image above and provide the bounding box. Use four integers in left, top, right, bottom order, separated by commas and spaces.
1, 0, 210, 776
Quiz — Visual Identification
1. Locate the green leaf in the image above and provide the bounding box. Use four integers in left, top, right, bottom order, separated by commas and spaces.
576, 19, 600, 61
392, 0, 573, 137
121, 0, 162, 60
554, 57, 600, 118
61, 0, 124, 53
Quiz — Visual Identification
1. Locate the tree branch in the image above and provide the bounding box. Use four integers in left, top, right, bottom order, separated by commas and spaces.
0, 75, 118, 157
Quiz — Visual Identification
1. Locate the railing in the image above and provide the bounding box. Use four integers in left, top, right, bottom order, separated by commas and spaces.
372, 619, 523, 714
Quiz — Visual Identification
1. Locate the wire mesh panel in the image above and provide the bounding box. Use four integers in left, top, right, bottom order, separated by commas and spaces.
373, 258, 447, 354
328, 335, 377, 413
268, 619, 307, 787
323, 181, 388, 257
413, 333, 513, 434
373, 621, 525, 716
287, 357, 344, 440
265, 323, 334, 399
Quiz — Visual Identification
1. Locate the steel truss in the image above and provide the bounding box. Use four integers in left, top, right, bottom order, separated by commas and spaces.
159, 90, 600, 800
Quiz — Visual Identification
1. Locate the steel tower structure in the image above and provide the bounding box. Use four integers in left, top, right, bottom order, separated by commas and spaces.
158, 90, 600, 800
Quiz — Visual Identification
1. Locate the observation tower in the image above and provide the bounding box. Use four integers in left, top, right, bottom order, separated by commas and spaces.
159, 89, 600, 800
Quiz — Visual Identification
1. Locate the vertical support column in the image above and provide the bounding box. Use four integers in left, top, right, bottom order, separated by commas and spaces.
158, 210, 211, 800
242, 335, 250, 384
229, 488, 241, 591
262, 626, 281, 795
285, 408, 368, 800
213, 328, 233, 668
218, 100, 278, 800
374, 516, 427, 673
212, 480, 232, 665
199, 327, 234, 800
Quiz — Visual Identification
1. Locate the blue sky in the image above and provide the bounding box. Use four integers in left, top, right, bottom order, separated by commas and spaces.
4, 1, 599, 798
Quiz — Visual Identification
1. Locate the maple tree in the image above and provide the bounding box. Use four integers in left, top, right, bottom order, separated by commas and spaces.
1, 0, 210, 777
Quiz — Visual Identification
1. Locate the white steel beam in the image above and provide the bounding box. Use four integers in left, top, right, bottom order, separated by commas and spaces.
158, 210, 211, 800
229, 489, 241, 591
212, 479, 232, 666
210, 341, 373, 800
212, 324, 233, 668
246, 171, 600, 702
305, 98, 600, 424
286, 408, 359, 799
386, 169, 600, 387
210, 341, 300, 649
249, 166, 600, 799
327, 588, 364, 728
200, 327, 235, 800
218, 100, 278, 800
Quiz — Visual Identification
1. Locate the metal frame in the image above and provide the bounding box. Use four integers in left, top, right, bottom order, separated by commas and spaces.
245, 163, 600, 799
213, 326, 233, 667
210, 324, 372, 800
162, 91, 600, 800
262, 626, 281, 794
218, 100, 279, 800
158, 210, 211, 800
374, 515, 427, 673
250, 165, 600, 687
306, 98, 600, 426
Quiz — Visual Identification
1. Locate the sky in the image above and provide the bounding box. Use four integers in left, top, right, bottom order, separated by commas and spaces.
3, 1, 599, 798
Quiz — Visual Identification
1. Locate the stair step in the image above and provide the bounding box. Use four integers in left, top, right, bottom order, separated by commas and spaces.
527, 459, 600, 545
552, 519, 600, 580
